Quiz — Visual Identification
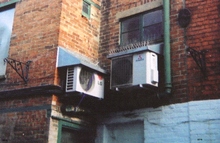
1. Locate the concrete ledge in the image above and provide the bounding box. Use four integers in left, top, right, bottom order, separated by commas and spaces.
0, 85, 62, 99
116, 0, 163, 20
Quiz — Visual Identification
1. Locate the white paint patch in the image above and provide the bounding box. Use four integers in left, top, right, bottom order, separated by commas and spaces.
96, 99, 220, 143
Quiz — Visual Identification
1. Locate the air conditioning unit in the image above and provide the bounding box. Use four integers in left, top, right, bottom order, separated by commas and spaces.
66, 66, 104, 99
111, 51, 158, 89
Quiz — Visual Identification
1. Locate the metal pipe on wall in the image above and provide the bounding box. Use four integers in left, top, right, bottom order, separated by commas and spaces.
163, 0, 172, 95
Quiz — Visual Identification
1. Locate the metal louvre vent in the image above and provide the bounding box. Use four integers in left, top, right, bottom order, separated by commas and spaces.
83, 1, 89, 15
66, 67, 74, 91
111, 55, 133, 88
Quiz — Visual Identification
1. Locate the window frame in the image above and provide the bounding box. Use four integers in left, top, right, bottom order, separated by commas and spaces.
57, 120, 95, 143
120, 8, 163, 46
82, 0, 100, 19
0, 0, 20, 9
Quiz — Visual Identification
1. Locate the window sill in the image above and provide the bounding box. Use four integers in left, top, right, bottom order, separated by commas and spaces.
116, 0, 163, 20
0, 0, 20, 8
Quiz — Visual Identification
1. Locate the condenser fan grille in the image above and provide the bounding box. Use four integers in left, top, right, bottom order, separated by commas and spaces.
111, 56, 133, 87
79, 67, 95, 91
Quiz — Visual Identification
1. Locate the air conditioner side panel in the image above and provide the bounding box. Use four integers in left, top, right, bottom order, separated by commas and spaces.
74, 66, 82, 93
146, 52, 158, 87
72, 66, 104, 99
150, 52, 158, 85
66, 66, 78, 92
91, 74, 104, 99
133, 52, 147, 85
76, 72, 104, 99
133, 51, 158, 87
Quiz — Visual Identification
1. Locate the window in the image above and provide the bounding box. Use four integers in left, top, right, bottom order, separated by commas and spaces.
0, 4, 15, 77
81, 0, 100, 19
57, 120, 95, 143
82, 0, 91, 19
120, 9, 163, 46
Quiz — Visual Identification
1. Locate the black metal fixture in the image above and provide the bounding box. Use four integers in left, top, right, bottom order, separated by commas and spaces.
178, 8, 191, 28
186, 47, 208, 78
4, 58, 32, 84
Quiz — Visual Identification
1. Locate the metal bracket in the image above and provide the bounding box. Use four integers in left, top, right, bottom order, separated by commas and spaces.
4, 58, 32, 84
186, 47, 208, 78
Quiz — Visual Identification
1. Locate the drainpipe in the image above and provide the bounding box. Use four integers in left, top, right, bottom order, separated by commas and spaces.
162, 0, 172, 96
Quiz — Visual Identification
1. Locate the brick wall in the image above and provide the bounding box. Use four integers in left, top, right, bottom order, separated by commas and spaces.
0, 95, 52, 142
170, 0, 220, 103
99, 0, 220, 105
0, 0, 102, 90
0, 0, 219, 141
0, 0, 62, 90
99, 0, 162, 70
186, 0, 220, 100
170, 0, 188, 103
0, 0, 62, 140
99, 0, 186, 103
52, 0, 102, 124
58, 0, 101, 63
0, 0, 103, 141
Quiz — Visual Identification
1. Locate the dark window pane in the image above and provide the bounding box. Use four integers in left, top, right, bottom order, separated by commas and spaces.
121, 30, 140, 45
61, 127, 94, 143
122, 16, 140, 32
83, 2, 89, 14
120, 9, 163, 46
143, 23, 163, 41
143, 10, 162, 27
61, 128, 76, 143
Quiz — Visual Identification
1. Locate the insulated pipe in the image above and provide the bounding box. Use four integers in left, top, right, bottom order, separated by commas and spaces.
163, 0, 172, 94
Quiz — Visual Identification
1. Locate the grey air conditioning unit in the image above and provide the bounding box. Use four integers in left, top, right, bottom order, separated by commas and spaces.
110, 51, 158, 90
66, 66, 104, 99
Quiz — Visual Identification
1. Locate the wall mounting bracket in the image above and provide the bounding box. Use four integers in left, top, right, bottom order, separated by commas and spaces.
4, 58, 32, 84
186, 47, 208, 78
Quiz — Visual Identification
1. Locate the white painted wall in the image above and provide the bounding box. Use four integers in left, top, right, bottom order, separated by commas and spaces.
96, 99, 220, 143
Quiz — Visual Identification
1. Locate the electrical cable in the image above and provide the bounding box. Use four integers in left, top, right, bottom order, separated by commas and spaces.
74, 73, 95, 112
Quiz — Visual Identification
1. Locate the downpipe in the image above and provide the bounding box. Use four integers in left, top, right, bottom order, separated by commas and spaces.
159, 0, 172, 98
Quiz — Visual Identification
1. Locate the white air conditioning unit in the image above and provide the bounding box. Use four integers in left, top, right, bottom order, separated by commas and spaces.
66, 66, 104, 99
111, 51, 158, 89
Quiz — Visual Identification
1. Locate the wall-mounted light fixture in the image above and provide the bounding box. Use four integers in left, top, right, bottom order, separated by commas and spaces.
178, 8, 191, 28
